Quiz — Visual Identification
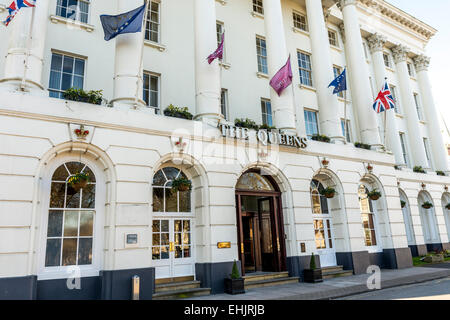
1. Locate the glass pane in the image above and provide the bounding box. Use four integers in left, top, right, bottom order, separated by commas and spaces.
152, 247, 160, 260
81, 184, 95, 208
174, 233, 181, 245
152, 220, 160, 233
160, 220, 169, 232
161, 233, 169, 246
312, 193, 321, 214
175, 246, 182, 258
174, 220, 182, 232
74, 59, 85, 76
152, 187, 164, 212
52, 165, 69, 181
165, 189, 177, 212
236, 172, 275, 191
152, 170, 166, 186
183, 246, 190, 258
65, 189, 81, 208
47, 210, 63, 237
62, 238, 77, 266
62, 56, 74, 73
63, 211, 79, 237
50, 182, 65, 208
179, 190, 191, 212
51, 54, 63, 71
72, 76, 83, 90
78, 238, 92, 265
79, 211, 93, 236
371, 230, 377, 246
49, 71, 61, 90
183, 232, 191, 245
61, 73, 72, 90
320, 196, 329, 214
183, 220, 190, 232
163, 167, 180, 181
65, 162, 85, 175
45, 239, 61, 267
152, 234, 160, 246
161, 246, 169, 259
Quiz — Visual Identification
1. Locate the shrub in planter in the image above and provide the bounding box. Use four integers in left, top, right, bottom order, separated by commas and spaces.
171, 177, 192, 192
303, 253, 323, 283
224, 260, 245, 295
421, 201, 433, 209
320, 187, 336, 199
413, 166, 426, 174
63, 88, 103, 105
163, 104, 193, 120
311, 134, 331, 143
354, 142, 371, 150
67, 172, 90, 192
400, 200, 406, 208
436, 171, 446, 176
258, 123, 277, 131
234, 118, 259, 131
367, 189, 382, 201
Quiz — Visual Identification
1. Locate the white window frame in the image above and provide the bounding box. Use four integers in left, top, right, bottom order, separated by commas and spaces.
293, 11, 308, 32
328, 29, 338, 47
304, 109, 319, 139
358, 184, 383, 253
383, 52, 391, 69
252, 0, 264, 15
256, 36, 268, 74
37, 155, 105, 280
145, 0, 161, 43
221, 88, 229, 120
423, 138, 434, 169
56, 0, 90, 24
340, 118, 352, 143
298, 51, 313, 87
389, 84, 400, 114
261, 98, 273, 126
414, 93, 423, 121
216, 21, 226, 61
399, 132, 411, 168
407, 62, 415, 78
143, 71, 160, 113
48, 51, 86, 99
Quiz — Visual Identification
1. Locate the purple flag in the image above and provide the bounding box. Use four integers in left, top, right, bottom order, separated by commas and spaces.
270, 55, 293, 96
207, 33, 224, 64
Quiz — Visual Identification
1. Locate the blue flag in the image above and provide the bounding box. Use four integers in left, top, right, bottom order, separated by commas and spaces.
328, 68, 347, 95
100, 4, 146, 41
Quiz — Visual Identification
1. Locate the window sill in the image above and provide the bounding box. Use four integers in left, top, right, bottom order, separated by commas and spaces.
330, 45, 342, 52
215, 0, 228, 5
251, 11, 264, 19
338, 97, 351, 103
298, 84, 316, 92
292, 27, 309, 36
410, 76, 417, 81
386, 66, 396, 73
49, 15, 95, 32
38, 266, 100, 281
0, 4, 5, 12
144, 40, 166, 52
419, 120, 427, 125
395, 113, 404, 119
256, 72, 269, 79
219, 61, 231, 69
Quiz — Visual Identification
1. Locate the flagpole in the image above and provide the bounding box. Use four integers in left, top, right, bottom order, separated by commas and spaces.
383, 77, 388, 151
134, 0, 150, 109
20, 5, 36, 91
342, 67, 348, 145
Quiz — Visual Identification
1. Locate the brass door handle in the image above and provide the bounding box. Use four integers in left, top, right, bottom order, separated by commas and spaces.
241, 243, 244, 254
170, 242, 174, 252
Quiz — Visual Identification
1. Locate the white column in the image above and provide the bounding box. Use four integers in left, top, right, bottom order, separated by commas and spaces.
193, 0, 222, 122
392, 45, 429, 169
111, 0, 147, 110
367, 33, 405, 166
305, 0, 344, 143
336, 0, 382, 147
414, 55, 450, 173
0, 1, 50, 95
263, 0, 296, 134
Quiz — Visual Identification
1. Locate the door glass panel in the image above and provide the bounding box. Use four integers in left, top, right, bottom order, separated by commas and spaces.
64, 211, 78, 236
62, 238, 77, 266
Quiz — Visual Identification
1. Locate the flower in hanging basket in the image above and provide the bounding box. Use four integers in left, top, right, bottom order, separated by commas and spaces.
445, 203, 450, 210
400, 200, 406, 208
67, 172, 90, 192
320, 187, 336, 199
367, 189, 382, 201
421, 201, 434, 209
171, 177, 192, 192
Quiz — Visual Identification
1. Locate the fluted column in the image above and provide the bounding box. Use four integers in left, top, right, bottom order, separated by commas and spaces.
193, 0, 222, 122
367, 33, 405, 166
305, 0, 344, 143
335, 0, 382, 147
111, 0, 147, 110
414, 55, 449, 173
392, 45, 429, 169
264, 0, 296, 134
0, 1, 50, 95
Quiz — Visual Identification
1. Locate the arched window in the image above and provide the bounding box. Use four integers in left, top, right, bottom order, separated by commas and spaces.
418, 192, 439, 243
399, 189, 415, 245
358, 184, 377, 247
236, 172, 276, 191
45, 162, 96, 267
152, 167, 191, 213
310, 179, 329, 215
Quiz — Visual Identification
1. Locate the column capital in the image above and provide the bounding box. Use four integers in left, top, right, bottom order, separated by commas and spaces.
367, 33, 386, 53
338, 23, 346, 43
335, 0, 358, 10
392, 44, 410, 64
414, 54, 430, 72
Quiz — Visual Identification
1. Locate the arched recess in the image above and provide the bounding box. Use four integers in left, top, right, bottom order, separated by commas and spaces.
399, 189, 416, 247
418, 191, 441, 248
32, 142, 116, 280
310, 169, 350, 267
150, 153, 210, 279
358, 174, 393, 253
442, 193, 450, 241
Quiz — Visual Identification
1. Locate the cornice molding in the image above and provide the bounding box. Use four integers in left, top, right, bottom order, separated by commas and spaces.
367, 33, 386, 53
414, 54, 430, 72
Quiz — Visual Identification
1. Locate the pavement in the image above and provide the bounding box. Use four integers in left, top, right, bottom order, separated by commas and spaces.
187, 263, 450, 300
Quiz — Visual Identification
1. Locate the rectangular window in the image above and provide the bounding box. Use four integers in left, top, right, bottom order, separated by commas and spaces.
389, 85, 400, 113
304, 109, 319, 139
253, 0, 264, 15
298, 51, 313, 87
328, 30, 338, 47
333, 66, 344, 98
383, 53, 391, 68
362, 42, 369, 60
145, 1, 160, 43
49, 52, 85, 99
216, 22, 225, 61
414, 93, 423, 120
423, 138, 433, 169
293, 11, 308, 31
143, 72, 160, 111
261, 99, 272, 126
407, 63, 415, 77
221, 89, 228, 120
256, 36, 268, 74
399, 133, 410, 167
56, 0, 89, 23
341, 119, 351, 143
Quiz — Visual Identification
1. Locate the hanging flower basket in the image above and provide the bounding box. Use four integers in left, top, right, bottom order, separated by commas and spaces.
67, 172, 89, 192
421, 202, 433, 209
400, 200, 406, 209
320, 187, 336, 199
445, 203, 450, 210
367, 189, 382, 201
171, 177, 192, 192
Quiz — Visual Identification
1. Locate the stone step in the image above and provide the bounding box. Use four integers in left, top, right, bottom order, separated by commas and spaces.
153, 287, 211, 300
155, 280, 201, 293
155, 276, 195, 285
243, 272, 290, 283
321, 265, 344, 274
244, 277, 299, 290
322, 270, 354, 280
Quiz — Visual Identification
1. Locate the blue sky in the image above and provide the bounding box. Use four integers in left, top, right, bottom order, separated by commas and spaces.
387, 0, 450, 136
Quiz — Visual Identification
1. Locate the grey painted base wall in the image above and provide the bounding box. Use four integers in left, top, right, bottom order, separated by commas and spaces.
286, 255, 321, 280
426, 243, 444, 252
443, 243, 450, 251
0, 267, 155, 300
195, 261, 241, 294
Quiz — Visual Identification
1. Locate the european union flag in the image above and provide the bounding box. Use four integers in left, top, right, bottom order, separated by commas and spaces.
328, 68, 347, 95
100, 4, 146, 41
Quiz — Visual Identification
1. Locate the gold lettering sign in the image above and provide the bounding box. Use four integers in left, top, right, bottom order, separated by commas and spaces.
217, 242, 231, 249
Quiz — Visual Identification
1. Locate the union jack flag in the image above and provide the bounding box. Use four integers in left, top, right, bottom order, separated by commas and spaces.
2, 0, 36, 27
373, 81, 396, 113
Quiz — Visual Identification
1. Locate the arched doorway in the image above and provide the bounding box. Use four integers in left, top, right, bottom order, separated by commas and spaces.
235, 170, 286, 275
442, 193, 450, 239
399, 189, 416, 247
418, 191, 440, 247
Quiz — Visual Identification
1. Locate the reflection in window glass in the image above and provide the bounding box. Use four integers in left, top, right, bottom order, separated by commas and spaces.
152, 167, 191, 213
